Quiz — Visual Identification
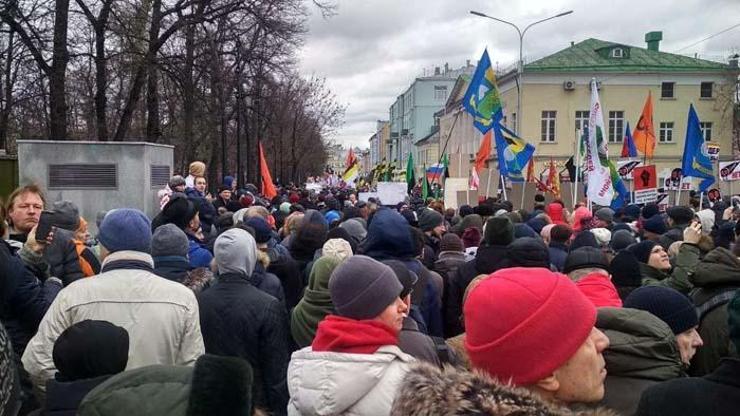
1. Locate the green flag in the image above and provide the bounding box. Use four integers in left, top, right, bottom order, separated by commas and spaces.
406, 153, 415, 194
422, 164, 429, 200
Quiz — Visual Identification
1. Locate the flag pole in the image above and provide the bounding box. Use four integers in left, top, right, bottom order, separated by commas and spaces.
486, 168, 492, 199
520, 180, 526, 210
501, 172, 508, 201
700, 191, 704, 210
677, 178, 683, 207
574, 128, 583, 209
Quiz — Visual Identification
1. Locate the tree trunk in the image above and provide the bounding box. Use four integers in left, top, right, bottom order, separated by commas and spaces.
0, 28, 14, 149
93, 7, 110, 141
49, 0, 70, 139
145, 0, 162, 142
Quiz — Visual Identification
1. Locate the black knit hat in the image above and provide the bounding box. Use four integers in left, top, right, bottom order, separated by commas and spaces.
624, 286, 698, 335
382, 260, 419, 298
628, 240, 656, 264
53, 320, 129, 381
667, 206, 695, 225
418, 209, 444, 232
570, 230, 599, 251
643, 215, 667, 234
507, 237, 550, 268
484, 216, 514, 246
610, 250, 642, 288
563, 247, 610, 274
642, 203, 660, 219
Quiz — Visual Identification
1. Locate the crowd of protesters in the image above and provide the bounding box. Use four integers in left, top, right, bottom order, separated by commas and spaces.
1, 160, 739, 415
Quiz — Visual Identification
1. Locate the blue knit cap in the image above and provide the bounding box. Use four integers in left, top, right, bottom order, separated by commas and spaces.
98, 209, 152, 254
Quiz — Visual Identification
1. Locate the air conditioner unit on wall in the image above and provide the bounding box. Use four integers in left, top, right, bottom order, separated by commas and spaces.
563, 80, 576, 91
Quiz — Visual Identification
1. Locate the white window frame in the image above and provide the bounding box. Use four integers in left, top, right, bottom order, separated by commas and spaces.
659, 122, 674, 143
611, 48, 624, 58
608, 111, 624, 143
541, 111, 556, 142
433, 85, 448, 101
699, 122, 713, 141
575, 110, 589, 135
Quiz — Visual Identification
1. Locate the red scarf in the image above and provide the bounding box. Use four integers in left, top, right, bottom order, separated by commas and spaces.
311, 315, 398, 354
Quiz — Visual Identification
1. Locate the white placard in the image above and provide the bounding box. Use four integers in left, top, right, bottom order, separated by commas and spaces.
444, 178, 470, 210
634, 188, 658, 204
376, 182, 408, 206
719, 161, 740, 182
358, 192, 378, 202
617, 160, 642, 180
305, 183, 323, 192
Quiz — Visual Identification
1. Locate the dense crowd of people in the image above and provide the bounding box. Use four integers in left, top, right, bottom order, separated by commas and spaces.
1, 160, 739, 415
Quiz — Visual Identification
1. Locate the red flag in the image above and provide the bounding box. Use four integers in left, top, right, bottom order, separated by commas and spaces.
345, 148, 357, 169
526, 158, 535, 182
474, 130, 492, 173
259, 142, 277, 199
633, 91, 656, 158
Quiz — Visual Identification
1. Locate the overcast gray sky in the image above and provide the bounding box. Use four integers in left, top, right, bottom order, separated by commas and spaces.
298, 0, 740, 149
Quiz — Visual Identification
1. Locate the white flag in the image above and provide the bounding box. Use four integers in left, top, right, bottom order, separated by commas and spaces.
585, 79, 614, 206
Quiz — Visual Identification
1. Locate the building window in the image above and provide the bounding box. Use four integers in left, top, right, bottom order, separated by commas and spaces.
611, 48, 624, 58
700, 82, 713, 99
434, 86, 448, 101
608, 111, 624, 143
699, 122, 713, 141
575, 110, 589, 134
661, 82, 675, 99
541, 111, 556, 142
659, 122, 674, 143
511, 113, 517, 133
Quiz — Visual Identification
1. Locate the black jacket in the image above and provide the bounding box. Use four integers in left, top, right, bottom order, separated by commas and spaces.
197, 273, 290, 415
636, 358, 740, 416
444, 244, 510, 338
43, 375, 111, 416
251, 264, 285, 303
0, 240, 61, 355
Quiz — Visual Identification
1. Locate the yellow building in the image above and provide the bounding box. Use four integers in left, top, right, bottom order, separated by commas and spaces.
415, 126, 440, 171
446, 33, 739, 188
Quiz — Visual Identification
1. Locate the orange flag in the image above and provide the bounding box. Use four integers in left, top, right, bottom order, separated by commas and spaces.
259, 142, 277, 199
546, 158, 561, 199
474, 130, 492, 173
633, 91, 656, 158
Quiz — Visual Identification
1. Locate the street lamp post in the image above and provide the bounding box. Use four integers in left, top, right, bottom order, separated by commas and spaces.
470, 10, 573, 135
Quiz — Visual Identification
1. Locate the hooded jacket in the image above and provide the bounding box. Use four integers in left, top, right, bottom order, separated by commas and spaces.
596, 307, 685, 416
361, 209, 442, 337
290, 257, 342, 348
390, 363, 616, 416
689, 247, 740, 376
201, 228, 290, 414
287, 345, 414, 416
546, 203, 567, 225
78, 354, 254, 416
21, 251, 205, 393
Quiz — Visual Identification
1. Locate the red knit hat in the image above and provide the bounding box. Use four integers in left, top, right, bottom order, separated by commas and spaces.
464, 267, 596, 386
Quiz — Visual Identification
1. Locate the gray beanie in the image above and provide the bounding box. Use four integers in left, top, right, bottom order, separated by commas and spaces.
329, 255, 403, 320
51, 201, 81, 231
151, 224, 189, 258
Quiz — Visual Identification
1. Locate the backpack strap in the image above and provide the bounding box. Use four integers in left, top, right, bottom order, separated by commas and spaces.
695, 288, 739, 322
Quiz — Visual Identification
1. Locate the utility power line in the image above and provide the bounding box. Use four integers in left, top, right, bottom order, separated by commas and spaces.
674, 22, 740, 52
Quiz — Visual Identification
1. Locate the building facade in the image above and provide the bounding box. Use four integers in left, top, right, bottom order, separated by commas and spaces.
447, 33, 739, 186
388, 63, 475, 171
368, 120, 390, 167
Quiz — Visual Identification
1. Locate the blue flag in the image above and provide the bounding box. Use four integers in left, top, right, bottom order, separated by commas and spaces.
462, 49, 504, 134
681, 104, 715, 192
494, 123, 535, 181
621, 122, 637, 158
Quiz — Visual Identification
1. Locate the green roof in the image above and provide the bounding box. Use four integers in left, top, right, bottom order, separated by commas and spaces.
525, 38, 731, 73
